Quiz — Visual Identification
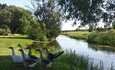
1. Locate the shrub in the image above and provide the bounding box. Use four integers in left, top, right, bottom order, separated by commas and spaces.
0, 28, 11, 36
88, 32, 98, 43
0, 25, 11, 35
27, 24, 47, 41
0, 28, 6, 35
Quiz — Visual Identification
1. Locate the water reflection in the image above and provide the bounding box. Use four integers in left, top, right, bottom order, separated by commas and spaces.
56, 35, 115, 70
89, 44, 115, 54
28, 40, 61, 52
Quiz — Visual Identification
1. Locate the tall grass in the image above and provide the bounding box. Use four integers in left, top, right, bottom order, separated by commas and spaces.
62, 30, 115, 47
88, 29, 115, 46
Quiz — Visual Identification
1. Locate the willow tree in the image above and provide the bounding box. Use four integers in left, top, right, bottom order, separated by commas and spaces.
32, 0, 62, 40
59, 0, 115, 28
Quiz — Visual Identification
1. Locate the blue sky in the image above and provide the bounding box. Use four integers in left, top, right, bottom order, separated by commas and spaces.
0, 0, 83, 30
0, 0, 32, 9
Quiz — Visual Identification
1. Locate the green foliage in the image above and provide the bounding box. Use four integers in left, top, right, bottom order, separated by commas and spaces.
88, 29, 115, 46
33, 0, 61, 40
0, 25, 11, 35
27, 24, 47, 41
59, 0, 115, 27
0, 4, 37, 34
63, 30, 115, 46
0, 29, 6, 35
112, 22, 115, 29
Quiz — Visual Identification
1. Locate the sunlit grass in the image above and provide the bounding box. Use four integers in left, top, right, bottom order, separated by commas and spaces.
62, 31, 91, 40
0, 34, 33, 55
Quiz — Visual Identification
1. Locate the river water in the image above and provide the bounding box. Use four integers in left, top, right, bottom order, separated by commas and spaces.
56, 35, 115, 70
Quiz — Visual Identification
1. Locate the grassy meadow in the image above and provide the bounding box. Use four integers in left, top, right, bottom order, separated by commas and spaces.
62, 31, 90, 40
0, 34, 33, 55
0, 34, 107, 70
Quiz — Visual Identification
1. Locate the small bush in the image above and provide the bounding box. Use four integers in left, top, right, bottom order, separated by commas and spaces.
0, 25, 11, 35
0, 28, 11, 36
0, 29, 6, 35
27, 24, 47, 41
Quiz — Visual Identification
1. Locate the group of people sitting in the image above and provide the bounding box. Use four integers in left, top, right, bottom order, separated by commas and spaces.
8, 44, 64, 68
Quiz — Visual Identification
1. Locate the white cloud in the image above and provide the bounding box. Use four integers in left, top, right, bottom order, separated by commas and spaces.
61, 20, 80, 31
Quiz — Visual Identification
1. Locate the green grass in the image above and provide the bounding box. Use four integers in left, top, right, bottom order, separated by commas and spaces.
0, 34, 33, 55
0, 34, 112, 70
62, 31, 90, 40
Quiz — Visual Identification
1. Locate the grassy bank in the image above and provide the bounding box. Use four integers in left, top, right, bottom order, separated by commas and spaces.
62, 30, 115, 47
0, 35, 108, 70
62, 31, 90, 40
88, 29, 115, 46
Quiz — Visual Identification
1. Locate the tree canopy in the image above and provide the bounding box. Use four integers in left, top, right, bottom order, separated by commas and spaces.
0, 4, 38, 34
31, 0, 62, 40
59, 0, 115, 28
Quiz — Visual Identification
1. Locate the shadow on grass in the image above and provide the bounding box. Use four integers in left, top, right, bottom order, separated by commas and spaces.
0, 56, 46, 70
0, 56, 24, 70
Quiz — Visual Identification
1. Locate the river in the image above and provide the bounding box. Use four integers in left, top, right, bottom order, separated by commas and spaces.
56, 35, 115, 70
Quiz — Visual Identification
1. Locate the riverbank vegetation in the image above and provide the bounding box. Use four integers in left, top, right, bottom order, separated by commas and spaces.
63, 29, 115, 47
88, 29, 115, 46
